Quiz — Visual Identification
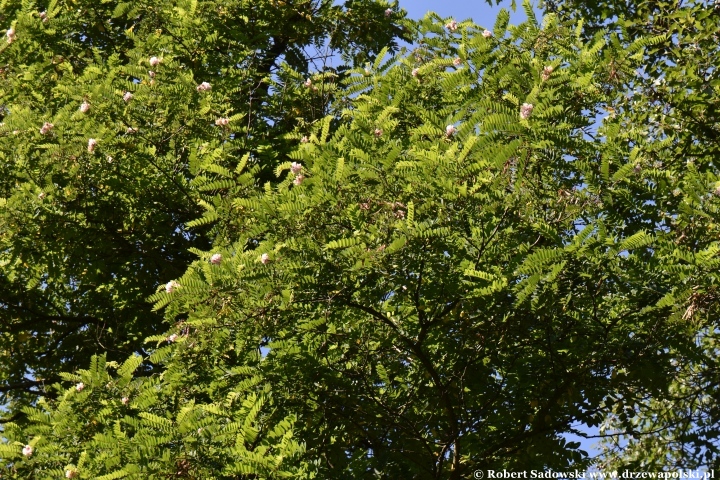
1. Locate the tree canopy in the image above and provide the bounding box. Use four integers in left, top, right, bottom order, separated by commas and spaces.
1, 0, 719, 478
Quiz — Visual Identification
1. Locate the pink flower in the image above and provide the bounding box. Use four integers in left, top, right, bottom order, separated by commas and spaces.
210, 253, 222, 265
411, 68, 419, 77
148, 70, 156, 78
126, 127, 137, 134
394, 209, 406, 219
215, 117, 229, 126
453, 57, 462, 66
300, 136, 309, 143
293, 174, 305, 186
66, 469, 78, 479
121, 396, 129, 405
167, 334, 178, 343
374, 128, 383, 137
87, 138, 97, 153
290, 162, 302, 174
149, 56, 161, 67
445, 20, 458, 32
123, 91, 133, 102
520, 103, 534, 120
196, 82, 211, 92
40, 122, 53, 135
385, 8, 393, 17
446, 124, 457, 136
304, 78, 312, 88
541, 66, 553, 82
165, 280, 179, 293
6, 27, 15, 44
76, 382, 84, 392
79, 101, 90, 113
22, 445, 33, 457
38, 192, 46, 200
39, 11, 48, 23
482, 29, 493, 38
260, 253, 270, 264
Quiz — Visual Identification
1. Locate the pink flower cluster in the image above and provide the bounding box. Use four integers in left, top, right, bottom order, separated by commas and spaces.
39, 11, 48, 23
210, 253, 222, 265
123, 91, 133, 102
446, 124, 457, 136
520, 103, 534, 120
374, 128, 383, 137
215, 117, 229, 126
87, 138, 97, 153
385, 8, 393, 17
260, 253, 270, 264
300, 136, 309, 143
445, 20, 458, 32
166, 280, 179, 293
453, 57, 462, 66
541, 66, 553, 81
412, 68, 419, 77
149, 56, 161, 67
79, 101, 90, 113
66, 469, 78, 479
482, 29, 493, 38
196, 82, 211, 92
40, 122, 53, 135
76, 382, 84, 392
22, 445, 33, 456
167, 334, 178, 343
6, 27, 15, 44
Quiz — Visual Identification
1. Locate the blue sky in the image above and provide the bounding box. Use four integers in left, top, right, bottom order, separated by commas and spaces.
401, 0, 529, 28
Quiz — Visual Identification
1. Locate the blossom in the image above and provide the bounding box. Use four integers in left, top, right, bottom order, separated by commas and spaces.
40, 122, 53, 135
196, 82, 212, 92
260, 253, 270, 264
453, 57, 462, 66
148, 70, 155, 78
300, 136, 309, 143
126, 127, 137, 134
445, 20, 458, 32
293, 174, 305, 186
215, 117, 229, 126
38, 192, 46, 200
541, 65, 553, 82
39, 11, 48, 23
66, 469, 78, 479
76, 382, 84, 392
520, 103, 534, 120
394, 209, 406, 219
385, 8, 393, 17
6, 27, 15, 44
87, 138, 97, 153
290, 162, 302, 174
149, 56, 161, 67
374, 128, 383, 138
411, 68, 419, 77
22, 445, 33, 456
123, 91, 133, 102
121, 396, 129, 405
165, 280, 179, 293
304, 78, 312, 88
482, 29, 493, 38
167, 334, 178, 343
79, 101, 90, 113
210, 253, 222, 265
446, 124, 457, 136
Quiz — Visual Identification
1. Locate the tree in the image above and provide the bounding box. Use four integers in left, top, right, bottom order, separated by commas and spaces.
0, 0, 409, 414
4, 0, 707, 476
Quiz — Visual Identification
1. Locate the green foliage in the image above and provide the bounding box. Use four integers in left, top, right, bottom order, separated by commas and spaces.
0, 0, 409, 412
4, 0, 720, 475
